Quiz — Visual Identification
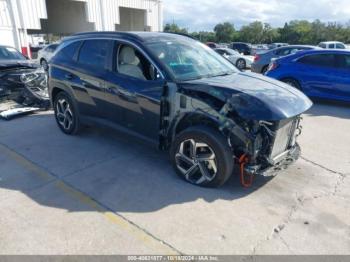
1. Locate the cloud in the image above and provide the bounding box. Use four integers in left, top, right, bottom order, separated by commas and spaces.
163, 0, 350, 31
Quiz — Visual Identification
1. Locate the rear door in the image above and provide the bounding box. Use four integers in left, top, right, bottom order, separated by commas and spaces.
74, 39, 113, 118
296, 54, 337, 97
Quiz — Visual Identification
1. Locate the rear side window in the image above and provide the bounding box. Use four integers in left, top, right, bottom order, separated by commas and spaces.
54, 41, 81, 63
275, 48, 289, 56
319, 43, 326, 48
336, 43, 345, 49
78, 40, 112, 69
299, 54, 335, 67
335, 54, 350, 69
329, 44, 335, 49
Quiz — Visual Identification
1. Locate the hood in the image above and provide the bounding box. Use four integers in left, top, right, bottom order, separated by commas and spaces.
0, 60, 38, 71
0, 61, 39, 97
179, 72, 313, 121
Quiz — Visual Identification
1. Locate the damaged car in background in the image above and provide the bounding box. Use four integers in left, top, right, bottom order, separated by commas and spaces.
49, 32, 312, 188
0, 45, 50, 120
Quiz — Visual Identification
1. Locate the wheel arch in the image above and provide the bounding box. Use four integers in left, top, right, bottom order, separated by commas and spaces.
165, 112, 223, 149
50, 84, 78, 108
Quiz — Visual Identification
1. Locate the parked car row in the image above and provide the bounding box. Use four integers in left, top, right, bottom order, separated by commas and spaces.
265, 49, 350, 102
214, 48, 254, 70
251, 45, 319, 74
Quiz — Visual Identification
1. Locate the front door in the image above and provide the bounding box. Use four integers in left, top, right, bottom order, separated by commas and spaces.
104, 42, 165, 140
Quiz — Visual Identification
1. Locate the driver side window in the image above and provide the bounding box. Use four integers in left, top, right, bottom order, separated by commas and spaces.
116, 44, 160, 81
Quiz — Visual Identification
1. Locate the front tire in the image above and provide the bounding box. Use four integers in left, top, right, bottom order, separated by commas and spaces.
53, 92, 81, 135
170, 126, 234, 188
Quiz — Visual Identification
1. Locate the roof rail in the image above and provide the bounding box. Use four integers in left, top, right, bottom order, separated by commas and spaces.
165, 32, 195, 40
69, 31, 144, 41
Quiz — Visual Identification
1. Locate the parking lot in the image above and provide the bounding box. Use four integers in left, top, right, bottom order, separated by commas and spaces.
0, 101, 349, 255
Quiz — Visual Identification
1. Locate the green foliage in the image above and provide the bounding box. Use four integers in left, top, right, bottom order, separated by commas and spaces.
214, 22, 236, 43
164, 20, 350, 45
163, 23, 188, 34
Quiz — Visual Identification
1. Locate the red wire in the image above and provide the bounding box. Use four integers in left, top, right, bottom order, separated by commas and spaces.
239, 154, 254, 188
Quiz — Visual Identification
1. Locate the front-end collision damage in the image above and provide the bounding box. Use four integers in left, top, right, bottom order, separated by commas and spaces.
161, 82, 305, 184
0, 68, 50, 120
19, 69, 50, 108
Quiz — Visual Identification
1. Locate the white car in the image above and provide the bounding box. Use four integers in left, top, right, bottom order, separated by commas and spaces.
318, 41, 347, 49
37, 43, 59, 70
214, 48, 254, 70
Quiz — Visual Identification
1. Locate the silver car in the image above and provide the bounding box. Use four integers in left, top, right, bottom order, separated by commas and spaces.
37, 43, 59, 70
251, 45, 318, 74
214, 48, 254, 70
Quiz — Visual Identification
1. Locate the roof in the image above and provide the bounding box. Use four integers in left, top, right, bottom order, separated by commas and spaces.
280, 49, 350, 60
275, 45, 318, 49
298, 49, 350, 54
319, 41, 344, 44
65, 31, 193, 43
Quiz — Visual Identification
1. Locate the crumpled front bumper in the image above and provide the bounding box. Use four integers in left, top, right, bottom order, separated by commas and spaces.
254, 144, 301, 177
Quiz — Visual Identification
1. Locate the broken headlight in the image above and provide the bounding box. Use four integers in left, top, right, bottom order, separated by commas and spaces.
20, 69, 48, 99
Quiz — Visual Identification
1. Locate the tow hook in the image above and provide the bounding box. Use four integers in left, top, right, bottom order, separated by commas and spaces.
238, 154, 254, 188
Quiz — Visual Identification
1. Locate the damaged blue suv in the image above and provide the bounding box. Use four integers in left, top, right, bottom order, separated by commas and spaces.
49, 32, 312, 188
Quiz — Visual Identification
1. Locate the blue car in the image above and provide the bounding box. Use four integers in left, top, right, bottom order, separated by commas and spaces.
265, 49, 350, 102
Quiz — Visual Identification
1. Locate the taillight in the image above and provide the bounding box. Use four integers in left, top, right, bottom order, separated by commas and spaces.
254, 54, 260, 62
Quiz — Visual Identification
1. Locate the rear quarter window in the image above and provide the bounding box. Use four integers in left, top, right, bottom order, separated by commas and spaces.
78, 39, 112, 69
299, 54, 335, 67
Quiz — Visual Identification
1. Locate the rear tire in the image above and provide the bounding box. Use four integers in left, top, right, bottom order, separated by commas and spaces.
261, 65, 269, 74
53, 92, 81, 135
170, 126, 234, 188
236, 59, 246, 70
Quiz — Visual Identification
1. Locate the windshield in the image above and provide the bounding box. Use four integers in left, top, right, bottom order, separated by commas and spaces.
0, 46, 26, 60
146, 38, 238, 81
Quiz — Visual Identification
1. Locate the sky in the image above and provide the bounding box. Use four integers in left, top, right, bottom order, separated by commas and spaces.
162, 0, 350, 32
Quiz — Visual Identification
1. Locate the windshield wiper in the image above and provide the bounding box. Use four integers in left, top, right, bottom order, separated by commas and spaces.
208, 71, 234, 78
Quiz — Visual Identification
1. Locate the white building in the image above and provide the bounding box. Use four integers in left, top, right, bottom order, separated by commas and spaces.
0, 0, 163, 57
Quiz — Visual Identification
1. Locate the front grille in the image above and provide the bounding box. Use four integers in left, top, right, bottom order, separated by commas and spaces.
270, 119, 297, 160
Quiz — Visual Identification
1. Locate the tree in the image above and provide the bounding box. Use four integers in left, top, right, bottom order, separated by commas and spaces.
213, 22, 235, 43
191, 31, 216, 42
163, 23, 188, 34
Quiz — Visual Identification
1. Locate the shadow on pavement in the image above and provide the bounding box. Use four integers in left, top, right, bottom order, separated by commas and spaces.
0, 114, 274, 214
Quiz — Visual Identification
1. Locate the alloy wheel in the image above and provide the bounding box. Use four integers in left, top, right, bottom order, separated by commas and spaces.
175, 139, 218, 185
56, 98, 74, 131
236, 59, 246, 70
